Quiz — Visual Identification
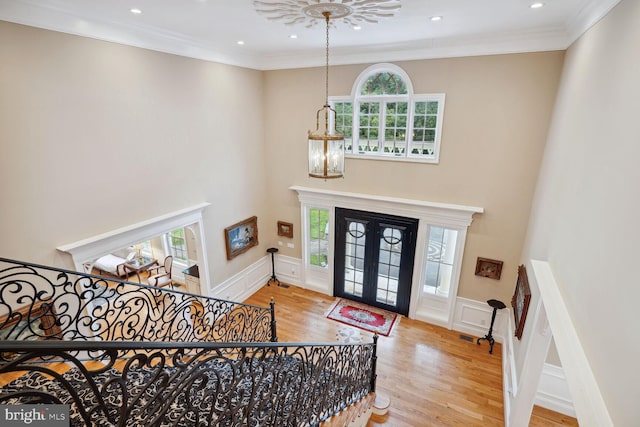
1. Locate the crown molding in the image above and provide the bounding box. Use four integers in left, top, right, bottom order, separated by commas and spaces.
0, 0, 623, 71
564, 0, 622, 46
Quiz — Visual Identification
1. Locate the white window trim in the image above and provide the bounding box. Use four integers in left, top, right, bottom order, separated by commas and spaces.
330, 63, 445, 164
291, 186, 482, 327
301, 203, 336, 295
57, 203, 211, 293
161, 229, 189, 275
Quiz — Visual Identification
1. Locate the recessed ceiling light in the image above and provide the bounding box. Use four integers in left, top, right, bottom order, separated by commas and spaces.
430, 16, 442, 22
353, 25, 362, 30
130, 8, 142, 14
289, 34, 298, 39
530, 2, 544, 9
237, 40, 245, 45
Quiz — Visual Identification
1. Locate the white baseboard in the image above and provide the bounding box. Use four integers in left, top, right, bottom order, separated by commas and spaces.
535, 363, 576, 417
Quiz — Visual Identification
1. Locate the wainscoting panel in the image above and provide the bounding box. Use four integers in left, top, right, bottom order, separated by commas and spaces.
210, 256, 270, 302
531, 260, 612, 426
536, 363, 576, 417
452, 297, 509, 343
274, 254, 303, 287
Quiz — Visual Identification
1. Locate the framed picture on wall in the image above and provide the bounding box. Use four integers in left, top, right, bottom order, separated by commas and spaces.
224, 216, 258, 260
511, 264, 531, 340
277, 221, 293, 238
474, 257, 503, 280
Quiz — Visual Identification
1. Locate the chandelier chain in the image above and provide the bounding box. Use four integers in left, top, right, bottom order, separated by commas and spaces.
324, 11, 330, 106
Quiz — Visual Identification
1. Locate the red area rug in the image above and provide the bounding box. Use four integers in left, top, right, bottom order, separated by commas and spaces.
326, 299, 399, 337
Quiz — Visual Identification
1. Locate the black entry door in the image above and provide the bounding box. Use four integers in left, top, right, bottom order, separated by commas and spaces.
334, 208, 418, 316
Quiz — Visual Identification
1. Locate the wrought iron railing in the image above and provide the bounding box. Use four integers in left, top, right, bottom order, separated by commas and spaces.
0, 340, 376, 426
0, 257, 277, 345
0, 258, 378, 426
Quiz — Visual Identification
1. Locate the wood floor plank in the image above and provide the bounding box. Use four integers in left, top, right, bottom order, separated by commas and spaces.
244, 283, 578, 427
0, 282, 577, 426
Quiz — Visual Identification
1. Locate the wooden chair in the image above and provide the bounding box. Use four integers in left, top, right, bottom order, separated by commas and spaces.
147, 255, 173, 288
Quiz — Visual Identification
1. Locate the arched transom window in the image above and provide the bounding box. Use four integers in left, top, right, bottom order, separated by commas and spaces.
331, 63, 445, 163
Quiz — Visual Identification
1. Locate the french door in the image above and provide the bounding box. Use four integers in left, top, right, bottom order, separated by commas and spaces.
334, 208, 418, 316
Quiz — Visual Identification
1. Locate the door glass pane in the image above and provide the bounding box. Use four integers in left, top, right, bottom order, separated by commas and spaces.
424, 226, 458, 297
344, 221, 366, 297
377, 226, 403, 306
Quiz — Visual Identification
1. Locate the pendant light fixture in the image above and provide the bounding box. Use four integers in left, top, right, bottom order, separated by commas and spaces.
307, 11, 345, 179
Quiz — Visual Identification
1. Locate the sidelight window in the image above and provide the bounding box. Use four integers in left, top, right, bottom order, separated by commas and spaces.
423, 226, 459, 297
308, 208, 329, 267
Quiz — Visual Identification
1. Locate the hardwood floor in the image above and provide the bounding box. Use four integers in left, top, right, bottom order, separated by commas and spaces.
245, 283, 578, 427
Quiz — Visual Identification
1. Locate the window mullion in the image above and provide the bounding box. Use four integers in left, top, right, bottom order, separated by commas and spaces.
407, 101, 416, 155
379, 101, 386, 153
353, 100, 360, 154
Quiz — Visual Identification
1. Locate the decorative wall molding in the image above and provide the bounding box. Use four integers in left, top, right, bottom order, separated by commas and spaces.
57, 203, 210, 262
0, 0, 621, 70
451, 297, 508, 342
209, 254, 303, 303
253, 0, 401, 28
273, 254, 304, 288
210, 256, 270, 302
291, 186, 483, 228
536, 363, 576, 418
57, 203, 212, 292
531, 260, 613, 427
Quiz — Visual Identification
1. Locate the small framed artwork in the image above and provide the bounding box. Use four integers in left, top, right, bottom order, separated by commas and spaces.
475, 257, 503, 280
277, 221, 293, 238
511, 264, 531, 340
224, 216, 259, 260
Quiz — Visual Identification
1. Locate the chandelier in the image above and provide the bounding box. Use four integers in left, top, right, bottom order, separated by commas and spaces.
307, 9, 345, 179
253, 1, 402, 179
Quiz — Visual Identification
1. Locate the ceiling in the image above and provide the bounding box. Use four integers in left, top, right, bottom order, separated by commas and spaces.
0, 0, 621, 70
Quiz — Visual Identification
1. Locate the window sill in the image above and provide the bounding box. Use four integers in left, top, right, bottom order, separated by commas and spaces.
345, 153, 439, 164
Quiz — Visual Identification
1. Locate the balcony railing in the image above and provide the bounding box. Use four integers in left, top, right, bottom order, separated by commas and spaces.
0, 257, 277, 345
0, 258, 377, 426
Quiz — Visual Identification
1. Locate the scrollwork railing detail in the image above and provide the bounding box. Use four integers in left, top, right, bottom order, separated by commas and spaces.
0, 258, 275, 345
0, 258, 377, 426
0, 341, 377, 427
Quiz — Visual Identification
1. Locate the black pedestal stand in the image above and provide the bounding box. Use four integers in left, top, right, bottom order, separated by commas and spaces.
477, 299, 506, 354
266, 247, 288, 288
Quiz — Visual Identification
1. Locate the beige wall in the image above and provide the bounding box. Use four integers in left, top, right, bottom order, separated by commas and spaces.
264, 52, 564, 304
521, 0, 640, 424
0, 21, 268, 285
1, 19, 566, 309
